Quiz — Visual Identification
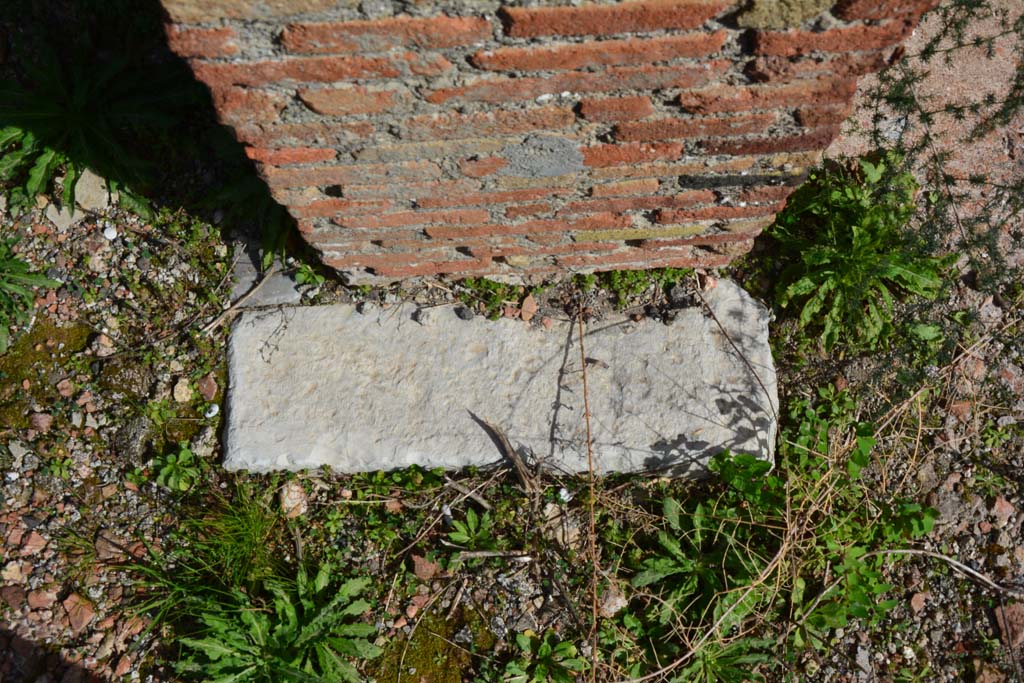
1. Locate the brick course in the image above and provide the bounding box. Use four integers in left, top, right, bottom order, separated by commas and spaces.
163, 0, 933, 281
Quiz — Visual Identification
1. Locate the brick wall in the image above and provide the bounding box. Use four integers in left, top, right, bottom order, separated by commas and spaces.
161, 0, 935, 282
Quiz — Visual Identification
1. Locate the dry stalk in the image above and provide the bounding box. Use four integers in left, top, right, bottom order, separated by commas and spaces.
864, 548, 1024, 599
202, 262, 276, 336
576, 300, 600, 683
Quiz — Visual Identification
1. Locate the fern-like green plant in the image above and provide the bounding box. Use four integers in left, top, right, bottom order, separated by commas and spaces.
0, 238, 58, 353
175, 563, 381, 683
770, 153, 953, 352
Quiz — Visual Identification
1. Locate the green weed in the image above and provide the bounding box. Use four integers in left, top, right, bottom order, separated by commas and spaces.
0, 238, 59, 354
174, 563, 381, 683
46, 456, 73, 480
504, 630, 588, 683
597, 267, 691, 308
154, 442, 201, 493
294, 262, 325, 287
448, 508, 496, 551
770, 154, 952, 352
459, 277, 519, 319
610, 384, 937, 680
128, 484, 385, 682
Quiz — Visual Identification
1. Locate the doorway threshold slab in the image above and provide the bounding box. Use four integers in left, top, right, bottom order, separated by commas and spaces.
224, 280, 778, 476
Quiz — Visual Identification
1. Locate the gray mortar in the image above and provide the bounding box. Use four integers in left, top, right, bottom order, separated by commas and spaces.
498, 134, 584, 178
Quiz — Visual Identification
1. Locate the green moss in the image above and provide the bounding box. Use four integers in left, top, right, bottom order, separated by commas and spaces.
0, 318, 91, 431
369, 608, 496, 683
96, 356, 153, 399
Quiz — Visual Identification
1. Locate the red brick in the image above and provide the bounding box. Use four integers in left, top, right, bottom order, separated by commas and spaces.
372, 235, 517, 251
501, 1, 731, 38
655, 203, 785, 223
590, 178, 660, 198
746, 51, 890, 82
700, 126, 841, 155
565, 190, 715, 215
299, 85, 407, 116
426, 213, 629, 239
164, 25, 238, 58
334, 209, 491, 229
416, 188, 572, 209
754, 20, 916, 57
489, 175, 578, 191
282, 16, 491, 54
833, 0, 939, 21
579, 96, 654, 124
505, 203, 551, 218
527, 233, 563, 246
401, 106, 575, 141
677, 78, 858, 114
795, 103, 854, 128
581, 142, 684, 168
218, 90, 289, 127
424, 61, 729, 104
191, 52, 451, 88
235, 120, 375, 147
264, 160, 442, 189
471, 31, 727, 71
245, 146, 336, 165
736, 185, 794, 204
460, 156, 507, 178
614, 113, 777, 142
210, 87, 287, 125
291, 198, 393, 218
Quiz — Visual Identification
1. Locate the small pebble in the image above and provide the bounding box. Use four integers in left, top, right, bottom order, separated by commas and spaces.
173, 378, 193, 403
204, 404, 220, 419
102, 226, 118, 240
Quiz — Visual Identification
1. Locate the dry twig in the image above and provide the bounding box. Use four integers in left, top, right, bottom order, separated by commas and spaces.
576, 300, 600, 683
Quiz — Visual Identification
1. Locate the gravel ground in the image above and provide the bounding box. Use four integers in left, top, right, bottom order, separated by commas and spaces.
2, 2, 1024, 682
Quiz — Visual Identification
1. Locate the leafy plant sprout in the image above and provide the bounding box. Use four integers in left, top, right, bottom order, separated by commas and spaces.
769, 153, 953, 353
504, 630, 588, 683
154, 442, 201, 493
